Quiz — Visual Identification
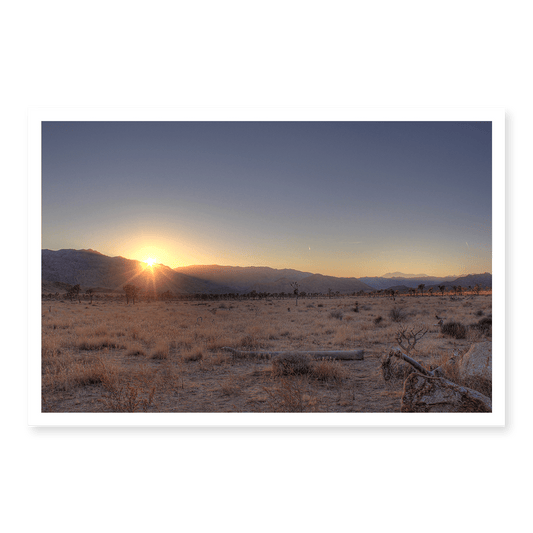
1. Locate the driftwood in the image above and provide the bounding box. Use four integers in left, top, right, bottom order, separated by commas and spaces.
221, 347, 364, 361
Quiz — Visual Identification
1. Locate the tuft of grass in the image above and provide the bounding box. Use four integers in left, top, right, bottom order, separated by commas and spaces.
311, 358, 348, 382
184, 348, 204, 362
126, 347, 146, 356
99, 384, 156, 412
263, 375, 320, 412
78, 336, 125, 350
272, 353, 312, 377
151, 342, 170, 360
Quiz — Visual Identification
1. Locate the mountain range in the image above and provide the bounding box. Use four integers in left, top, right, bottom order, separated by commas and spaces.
41, 249, 491, 296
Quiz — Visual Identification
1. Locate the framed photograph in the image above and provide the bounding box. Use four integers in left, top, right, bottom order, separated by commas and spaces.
28, 108, 505, 426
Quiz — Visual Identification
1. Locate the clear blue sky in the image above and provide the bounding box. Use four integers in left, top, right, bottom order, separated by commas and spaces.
42, 121, 492, 277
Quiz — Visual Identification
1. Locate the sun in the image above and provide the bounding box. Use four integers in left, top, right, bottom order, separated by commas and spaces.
145, 257, 157, 267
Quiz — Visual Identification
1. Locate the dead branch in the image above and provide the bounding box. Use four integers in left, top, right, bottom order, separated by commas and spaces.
395, 326, 428, 355
385, 347, 432, 376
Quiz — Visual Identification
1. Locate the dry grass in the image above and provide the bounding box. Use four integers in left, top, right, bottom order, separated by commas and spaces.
41, 293, 492, 412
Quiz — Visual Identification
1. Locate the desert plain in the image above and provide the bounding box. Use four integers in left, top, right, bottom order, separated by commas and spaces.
41, 291, 492, 413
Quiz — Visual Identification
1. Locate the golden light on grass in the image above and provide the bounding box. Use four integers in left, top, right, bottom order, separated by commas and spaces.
41, 291, 492, 413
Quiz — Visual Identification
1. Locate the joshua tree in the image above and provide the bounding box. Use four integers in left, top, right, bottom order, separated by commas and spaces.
85, 288, 94, 304
123, 284, 141, 305
418, 284, 425, 297
452, 285, 458, 296
474, 284, 481, 295
290, 282, 300, 306
438, 284, 446, 296
427, 287, 433, 297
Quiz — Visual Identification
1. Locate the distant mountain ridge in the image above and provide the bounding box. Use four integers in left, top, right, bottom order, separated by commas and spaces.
173, 264, 313, 292
381, 271, 430, 278
41, 249, 491, 295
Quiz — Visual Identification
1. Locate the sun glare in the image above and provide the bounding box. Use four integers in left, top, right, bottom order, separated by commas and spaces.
145, 257, 157, 267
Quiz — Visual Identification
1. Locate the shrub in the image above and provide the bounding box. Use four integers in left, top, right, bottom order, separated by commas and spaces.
329, 310, 344, 320
184, 348, 203, 362
272, 353, 312, 376
440, 321, 467, 339
374, 316, 383, 325
389, 307, 406, 322
470, 317, 492, 335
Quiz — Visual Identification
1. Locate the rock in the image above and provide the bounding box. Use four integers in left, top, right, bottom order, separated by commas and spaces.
401, 372, 492, 412
458, 342, 492, 384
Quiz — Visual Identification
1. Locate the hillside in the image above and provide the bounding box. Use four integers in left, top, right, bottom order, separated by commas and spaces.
41, 249, 233, 295
173, 264, 312, 292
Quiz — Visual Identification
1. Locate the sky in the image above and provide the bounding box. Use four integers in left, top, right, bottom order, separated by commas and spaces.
41, 121, 492, 278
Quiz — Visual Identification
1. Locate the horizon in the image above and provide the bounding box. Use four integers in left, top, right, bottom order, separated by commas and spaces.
42, 247, 492, 280
42, 121, 492, 277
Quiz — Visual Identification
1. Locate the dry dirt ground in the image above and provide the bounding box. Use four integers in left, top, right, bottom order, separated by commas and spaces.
41, 294, 492, 413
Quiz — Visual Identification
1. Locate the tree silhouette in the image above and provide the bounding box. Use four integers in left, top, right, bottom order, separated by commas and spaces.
123, 284, 141, 305
417, 284, 425, 297
438, 284, 446, 296
427, 287, 433, 297
85, 288, 94, 304
290, 282, 300, 306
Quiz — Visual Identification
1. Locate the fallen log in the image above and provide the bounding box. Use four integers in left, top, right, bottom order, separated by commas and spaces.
221, 347, 364, 360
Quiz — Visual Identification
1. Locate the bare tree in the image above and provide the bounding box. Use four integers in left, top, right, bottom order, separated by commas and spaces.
290, 282, 300, 306
418, 283, 425, 297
